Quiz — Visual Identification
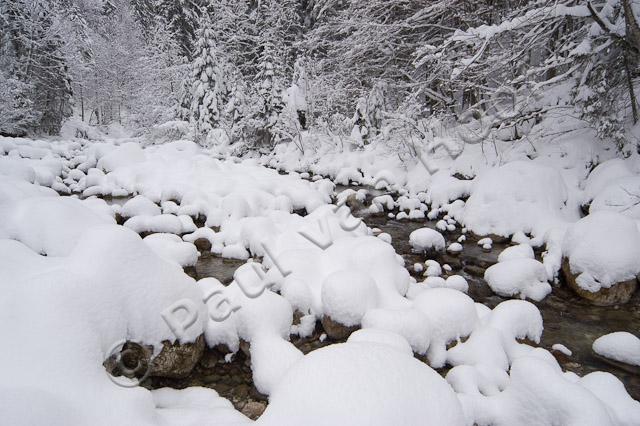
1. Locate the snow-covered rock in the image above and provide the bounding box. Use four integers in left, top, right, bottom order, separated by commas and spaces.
593, 332, 640, 367
463, 161, 568, 238
562, 211, 640, 304
409, 228, 446, 254
484, 258, 551, 301
258, 342, 466, 426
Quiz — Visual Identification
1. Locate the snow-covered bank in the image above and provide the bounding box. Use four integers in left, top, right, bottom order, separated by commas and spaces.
1, 135, 639, 425
256, 121, 640, 303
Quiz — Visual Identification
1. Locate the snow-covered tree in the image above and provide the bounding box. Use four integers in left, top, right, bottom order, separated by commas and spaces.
0, 0, 72, 135
188, 12, 230, 142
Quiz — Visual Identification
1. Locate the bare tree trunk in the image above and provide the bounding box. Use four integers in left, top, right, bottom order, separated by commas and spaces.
624, 53, 639, 123
80, 86, 85, 122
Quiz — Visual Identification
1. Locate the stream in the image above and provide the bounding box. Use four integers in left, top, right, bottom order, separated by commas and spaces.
101, 180, 640, 416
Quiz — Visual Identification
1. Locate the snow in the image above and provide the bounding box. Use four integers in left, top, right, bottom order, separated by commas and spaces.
497, 243, 534, 262
484, 258, 552, 301
0, 224, 207, 426
590, 176, 640, 219
2, 195, 115, 256
124, 214, 197, 235
562, 211, 640, 292
424, 259, 442, 277
593, 332, 640, 366
409, 227, 445, 253
447, 242, 463, 253
2, 135, 639, 425
445, 275, 469, 293
321, 269, 379, 326
583, 158, 635, 202
257, 342, 466, 426
463, 161, 569, 238
347, 328, 414, 357
120, 194, 162, 217
412, 288, 478, 367
143, 233, 199, 267
552, 343, 573, 356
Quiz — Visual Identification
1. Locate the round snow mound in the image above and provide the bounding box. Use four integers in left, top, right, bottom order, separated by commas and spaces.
562, 211, 640, 292
321, 269, 379, 326
409, 228, 445, 253
592, 332, 640, 367
258, 343, 465, 426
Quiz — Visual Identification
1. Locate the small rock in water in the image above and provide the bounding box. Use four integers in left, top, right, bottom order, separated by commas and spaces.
552, 343, 572, 357
447, 242, 463, 254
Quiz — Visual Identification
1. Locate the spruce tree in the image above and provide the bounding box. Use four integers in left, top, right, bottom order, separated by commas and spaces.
188, 12, 229, 142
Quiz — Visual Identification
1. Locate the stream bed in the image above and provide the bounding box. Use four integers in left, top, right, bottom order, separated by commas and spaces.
101, 184, 640, 413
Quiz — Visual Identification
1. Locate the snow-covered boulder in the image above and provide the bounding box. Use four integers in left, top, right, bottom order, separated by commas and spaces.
484, 258, 551, 301
497, 244, 534, 263
583, 158, 634, 203
409, 227, 446, 254
592, 332, 640, 367
257, 342, 466, 426
562, 211, 640, 305
320, 269, 379, 339
463, 161, 568, 238
120, 194, 162, 217
590, 176, 640, 219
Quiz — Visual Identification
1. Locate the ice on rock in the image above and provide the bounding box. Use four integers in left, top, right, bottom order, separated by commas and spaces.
593, 332, 640, 367
562, 211, 640, 292
257, 343, 466, 426
409, 227, 446, 253
484, 258, 552, 301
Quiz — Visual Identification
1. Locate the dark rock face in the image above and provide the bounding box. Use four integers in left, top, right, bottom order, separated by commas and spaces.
320, 315, 358, 340
561, 258, 637, 306
150, 335, 206, 379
